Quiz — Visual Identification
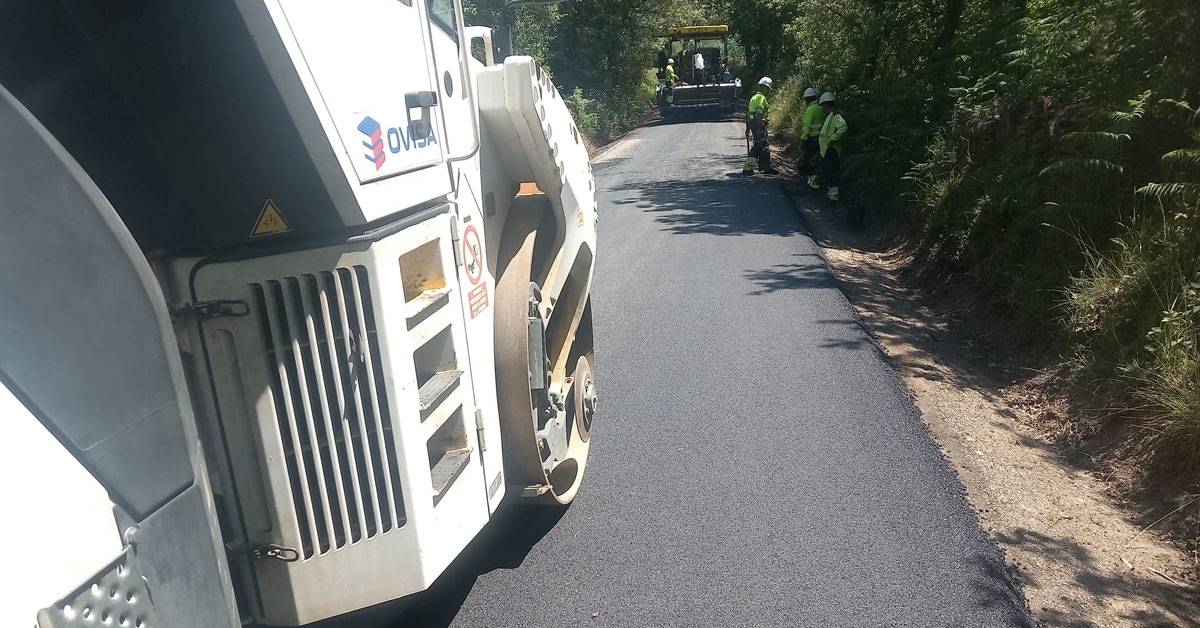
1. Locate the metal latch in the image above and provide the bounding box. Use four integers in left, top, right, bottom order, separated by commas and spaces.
249, 544, 300, 562
227, 542, 300, 563
521, 484, 552, 498
168, 299, 249, 322
405, 90, 439, 139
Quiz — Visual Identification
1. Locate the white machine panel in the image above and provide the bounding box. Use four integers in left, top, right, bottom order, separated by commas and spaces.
237, 0, 459, 225
278, 0, 445, 182
191, 211, 493, 625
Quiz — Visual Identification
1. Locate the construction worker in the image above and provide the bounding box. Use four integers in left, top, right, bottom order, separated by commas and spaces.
662, 58, 678, 106
798, 87, 826, 190
818, 91, 847, 202
744, 77, 775, 174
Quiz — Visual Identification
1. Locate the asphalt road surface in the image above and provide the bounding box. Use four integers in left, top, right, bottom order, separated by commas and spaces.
323, 118, 1035, 627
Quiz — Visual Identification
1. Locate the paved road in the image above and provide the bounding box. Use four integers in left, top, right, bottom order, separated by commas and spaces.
336, 119, 1034, 627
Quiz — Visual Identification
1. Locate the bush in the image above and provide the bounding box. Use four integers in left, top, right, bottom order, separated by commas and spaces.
562, 87, 600, 140
560, 72, 657, 145
593, 70, 659, 143
1061, 95, 1200, 480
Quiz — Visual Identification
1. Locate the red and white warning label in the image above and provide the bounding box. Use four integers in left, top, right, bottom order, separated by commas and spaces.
469, 283, 489, 319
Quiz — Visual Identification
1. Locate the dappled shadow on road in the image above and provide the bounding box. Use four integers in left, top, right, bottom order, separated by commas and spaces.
612, 177, 885, 357
810, 318, 875, 352
995, 527, 1200, 627
743, 253, 836, 294
299, 503, 567, 628
780, 182, 1015, 400
779, 181, 1098, 474
612, 178, 807, 238
614, 166, 1051, 428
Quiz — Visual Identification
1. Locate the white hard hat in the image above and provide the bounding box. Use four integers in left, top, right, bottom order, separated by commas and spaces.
667, 58, 674, 65
819, 91, 836, 104
803, 87, 818, 98
758, 77, 773, 89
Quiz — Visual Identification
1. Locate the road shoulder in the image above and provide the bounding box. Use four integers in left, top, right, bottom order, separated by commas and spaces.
782, 185, 1200, 628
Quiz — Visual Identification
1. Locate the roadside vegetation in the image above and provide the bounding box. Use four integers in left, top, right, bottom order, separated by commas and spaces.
742, 0, 1200, 485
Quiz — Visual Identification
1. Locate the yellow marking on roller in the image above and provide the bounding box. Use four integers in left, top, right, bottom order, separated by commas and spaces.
516, 182, 545, 197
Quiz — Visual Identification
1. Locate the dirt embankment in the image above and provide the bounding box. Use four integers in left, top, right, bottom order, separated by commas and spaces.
775, 170, 1200, 627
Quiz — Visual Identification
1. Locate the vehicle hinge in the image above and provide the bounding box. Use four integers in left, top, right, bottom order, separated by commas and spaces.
475, 407, 487, 452
521, 484, 552, 498
226, 541, 300, 563
450, 215, 463, 267
169, 299, 249, 322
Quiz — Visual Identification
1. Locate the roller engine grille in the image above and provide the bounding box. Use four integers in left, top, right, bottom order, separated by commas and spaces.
251, 266, 406, 559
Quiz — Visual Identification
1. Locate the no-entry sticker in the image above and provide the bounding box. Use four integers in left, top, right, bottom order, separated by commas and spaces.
463, 224, 483, 285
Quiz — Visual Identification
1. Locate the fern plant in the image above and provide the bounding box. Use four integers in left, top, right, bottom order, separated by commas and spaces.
1137, 98, 1200, 216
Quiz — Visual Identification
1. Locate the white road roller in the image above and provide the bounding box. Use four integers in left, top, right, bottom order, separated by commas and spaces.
0, 0, 597, 626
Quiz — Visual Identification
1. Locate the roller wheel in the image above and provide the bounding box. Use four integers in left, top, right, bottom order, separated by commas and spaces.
495, 207, 593, 505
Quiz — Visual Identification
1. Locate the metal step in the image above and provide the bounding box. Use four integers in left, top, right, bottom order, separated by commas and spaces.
407, 307, 453, 353
418, 369, 462, 412
423, 402, 463, 441
405, 287, 451, 330
430, 448, 473, 505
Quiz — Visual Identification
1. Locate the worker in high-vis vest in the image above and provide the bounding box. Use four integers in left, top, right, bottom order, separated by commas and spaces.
818, 91, 848, 202
744, 77, 775, 174
663, 58, 677, 105
798, 87, 826, 189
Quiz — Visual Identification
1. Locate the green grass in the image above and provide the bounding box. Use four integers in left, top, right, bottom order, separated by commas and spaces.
1065, 207, 1200, 483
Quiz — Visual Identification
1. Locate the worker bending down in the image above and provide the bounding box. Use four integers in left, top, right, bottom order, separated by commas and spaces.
798, 87, 826, 189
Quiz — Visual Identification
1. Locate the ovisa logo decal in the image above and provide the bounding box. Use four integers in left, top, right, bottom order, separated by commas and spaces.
357, 115, 438, 170
358, 117, 387, 170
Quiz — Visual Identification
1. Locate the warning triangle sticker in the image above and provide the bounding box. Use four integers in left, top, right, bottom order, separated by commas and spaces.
251, 199, 291, 237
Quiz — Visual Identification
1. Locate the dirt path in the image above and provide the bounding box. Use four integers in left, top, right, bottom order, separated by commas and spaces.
782, 184, 1200, 628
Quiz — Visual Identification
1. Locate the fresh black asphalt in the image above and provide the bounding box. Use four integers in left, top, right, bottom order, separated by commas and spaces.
326, 118, 1035, 628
